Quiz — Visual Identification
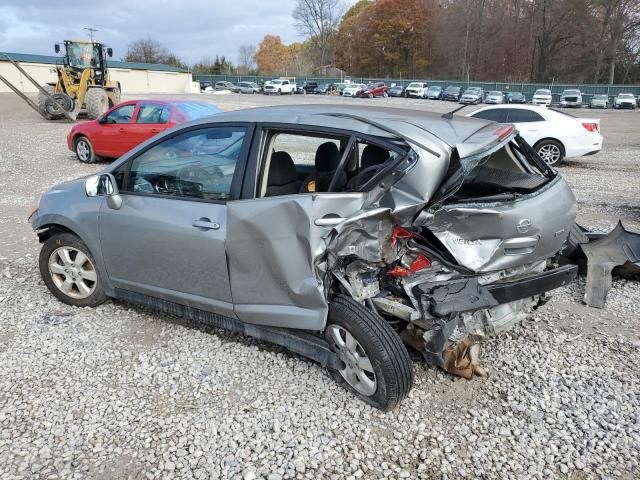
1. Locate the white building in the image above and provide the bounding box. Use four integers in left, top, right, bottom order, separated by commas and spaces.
0, 52, 197, 94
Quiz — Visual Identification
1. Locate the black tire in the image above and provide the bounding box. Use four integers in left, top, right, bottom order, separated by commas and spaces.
39, 233, 107, 308
534, 139, 565, 166
74, 135, 99, 163
368, 93, 373, 99
85, 88, 109, 119
325, 295, 414, 410
37, 85, 55, 119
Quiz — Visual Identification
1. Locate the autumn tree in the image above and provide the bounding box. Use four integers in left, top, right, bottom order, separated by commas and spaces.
255, 35, 289, 73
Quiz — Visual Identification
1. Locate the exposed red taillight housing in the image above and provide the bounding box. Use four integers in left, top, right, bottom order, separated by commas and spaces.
582, 122, 599, 133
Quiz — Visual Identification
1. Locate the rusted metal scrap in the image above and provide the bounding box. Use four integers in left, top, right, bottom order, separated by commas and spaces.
580, 222, 640, 308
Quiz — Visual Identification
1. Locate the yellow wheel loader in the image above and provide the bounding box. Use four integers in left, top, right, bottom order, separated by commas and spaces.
37, 40, 121, 120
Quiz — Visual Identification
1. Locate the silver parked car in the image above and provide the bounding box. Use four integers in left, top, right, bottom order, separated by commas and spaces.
560, 89, 583, 108
459, 87, 484, 104
236, 81, 260, 94
484, 91, 504, 104
30, 105, 577, 409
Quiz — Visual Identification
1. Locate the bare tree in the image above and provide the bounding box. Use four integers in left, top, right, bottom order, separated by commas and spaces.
292, 0, 344, 68
237, 45, 257, 73
125, 37, 174, 64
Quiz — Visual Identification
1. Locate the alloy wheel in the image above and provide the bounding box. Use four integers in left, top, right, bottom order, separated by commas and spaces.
537, 144, 561, 165
76, 140, 90, 161
48, 246, 97, 299
326, 325, 377, 396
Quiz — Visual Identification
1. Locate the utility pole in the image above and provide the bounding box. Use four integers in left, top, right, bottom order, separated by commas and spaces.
84, 27, 98, 42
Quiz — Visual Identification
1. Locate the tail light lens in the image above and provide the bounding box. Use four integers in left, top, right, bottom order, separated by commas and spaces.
582, 122, 599, 133
495, 125, 513, 141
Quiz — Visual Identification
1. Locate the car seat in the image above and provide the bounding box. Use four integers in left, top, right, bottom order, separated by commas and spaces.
301, 142, 347, 192
265, 151, 302, 197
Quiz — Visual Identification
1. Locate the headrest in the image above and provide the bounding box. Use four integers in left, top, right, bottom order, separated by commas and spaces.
361, 145, 390, 169
315, 142, 341, 173
267, 151, 298, 186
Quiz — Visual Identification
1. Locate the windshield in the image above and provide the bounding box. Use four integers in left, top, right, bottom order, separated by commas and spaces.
408, 83, 422, 88
593, 94, 607, 99
488, 91, 501, 95
512, 92, 523, 97
535, 89, 551, 96
446, 87, 458, 92
563, 90, 580, 94
174, 102, 223, 120
428, 86, 440, 91
271, 80, 282, 85
66, 43, 100, 69
619, 93, 635, 99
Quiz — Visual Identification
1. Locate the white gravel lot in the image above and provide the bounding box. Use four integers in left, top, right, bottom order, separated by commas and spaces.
0, 93, 639, 480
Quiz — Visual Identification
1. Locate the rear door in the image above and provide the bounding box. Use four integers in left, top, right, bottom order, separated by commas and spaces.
505, 109, 547, 145
127, 102, 173, 149
226, 127, 372, 330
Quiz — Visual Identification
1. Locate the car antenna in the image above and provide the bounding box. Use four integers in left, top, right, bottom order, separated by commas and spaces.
441, 104, 470, 119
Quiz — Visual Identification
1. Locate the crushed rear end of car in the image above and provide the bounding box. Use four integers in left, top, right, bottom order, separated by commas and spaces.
319, 121, 577, 377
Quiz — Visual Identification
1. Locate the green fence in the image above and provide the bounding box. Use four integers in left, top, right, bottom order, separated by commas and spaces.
194, 74, 640, 102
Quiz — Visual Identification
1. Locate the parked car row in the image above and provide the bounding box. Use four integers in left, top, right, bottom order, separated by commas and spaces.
200, 79, 638, 109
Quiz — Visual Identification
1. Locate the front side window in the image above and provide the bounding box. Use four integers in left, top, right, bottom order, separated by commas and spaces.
125, 127, 247, 201
136, 104, 169, 124
105, 104, 135, 124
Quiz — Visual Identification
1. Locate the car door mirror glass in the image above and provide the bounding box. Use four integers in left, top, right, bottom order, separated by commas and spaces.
85, 173, 119, 197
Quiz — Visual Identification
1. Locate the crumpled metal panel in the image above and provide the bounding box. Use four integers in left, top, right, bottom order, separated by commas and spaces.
226, 194, 367, 330
428, 176, 577, 273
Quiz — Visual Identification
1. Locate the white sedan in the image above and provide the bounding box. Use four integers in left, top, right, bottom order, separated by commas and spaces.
467, 105, 603, 166
342, 84, 366, 97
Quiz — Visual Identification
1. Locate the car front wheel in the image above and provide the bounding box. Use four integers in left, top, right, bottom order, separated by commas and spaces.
74, 136, 99, 163
39, 233, 107, 307
535, 139, 564, 166
325, 295, 414, 410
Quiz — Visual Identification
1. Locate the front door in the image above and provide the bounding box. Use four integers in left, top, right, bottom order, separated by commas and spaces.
98, 103, 136, 157
98, 124, 252, 317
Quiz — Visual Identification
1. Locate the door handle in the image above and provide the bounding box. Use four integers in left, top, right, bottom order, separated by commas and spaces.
119, 127, 126, 133
314, 216, 345, 226
192, 218, 220, 231
150, 128, 160, 133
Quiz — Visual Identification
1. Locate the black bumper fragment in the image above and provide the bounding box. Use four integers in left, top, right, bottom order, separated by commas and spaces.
415, 264, 578, 318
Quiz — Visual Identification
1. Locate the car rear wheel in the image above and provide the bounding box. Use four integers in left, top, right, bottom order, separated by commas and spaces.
325, 295, 414, 410
39, 233, 107, 307
368, 93, 373, 99
535, 139, 564, 166
74, 136, 99, 163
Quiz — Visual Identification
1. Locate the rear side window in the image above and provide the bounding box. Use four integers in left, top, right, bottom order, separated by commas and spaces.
471, 109, 509, 123
174, 103, 222, 120
136, 104, 169, 124
507, 110, 544, 123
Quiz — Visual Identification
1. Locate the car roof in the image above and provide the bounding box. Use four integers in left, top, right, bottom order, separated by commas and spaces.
186, 104, 493, 146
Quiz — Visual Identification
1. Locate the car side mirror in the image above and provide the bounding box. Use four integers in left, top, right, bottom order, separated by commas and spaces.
85, 173, 122, 209
98, 115, 107, 124
54, 43, 60, 54
107, 47, 113, 58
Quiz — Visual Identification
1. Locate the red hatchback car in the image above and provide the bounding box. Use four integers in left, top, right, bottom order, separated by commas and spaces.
67, 99, 222, 163
356, 82, 389, 98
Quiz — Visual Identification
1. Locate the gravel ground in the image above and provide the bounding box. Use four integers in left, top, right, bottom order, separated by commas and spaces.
0, 93, 639, 480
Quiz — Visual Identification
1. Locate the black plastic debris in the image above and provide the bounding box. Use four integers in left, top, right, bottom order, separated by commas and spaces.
580, 221, 640, 308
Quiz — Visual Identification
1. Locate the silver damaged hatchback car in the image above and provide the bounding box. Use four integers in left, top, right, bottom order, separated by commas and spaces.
31, 105, 578, 409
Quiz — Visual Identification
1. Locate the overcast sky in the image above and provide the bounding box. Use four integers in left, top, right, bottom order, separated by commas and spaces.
0, 0, 354, 64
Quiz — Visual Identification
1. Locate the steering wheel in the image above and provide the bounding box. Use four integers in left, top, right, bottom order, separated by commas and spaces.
176, 165, 224, 196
